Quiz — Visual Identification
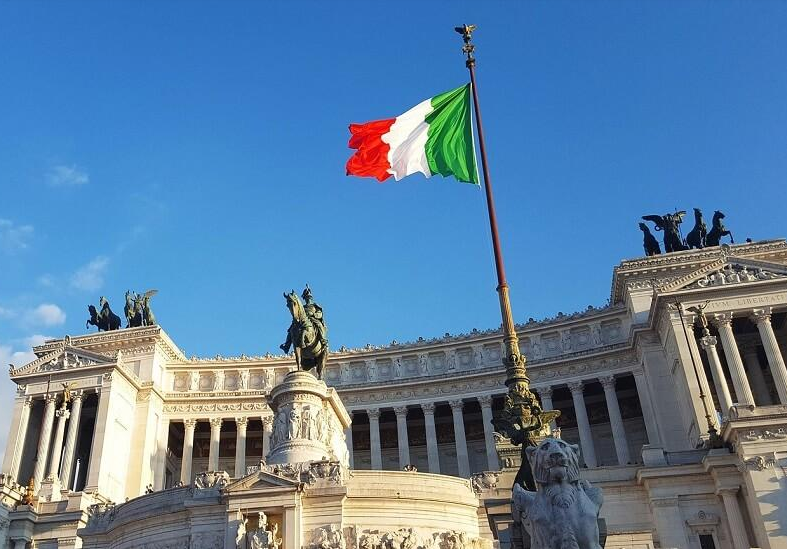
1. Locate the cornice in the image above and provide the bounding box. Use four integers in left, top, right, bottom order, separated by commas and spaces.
32, 325, 186, 362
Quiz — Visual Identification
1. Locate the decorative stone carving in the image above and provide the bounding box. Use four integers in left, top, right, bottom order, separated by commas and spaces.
193, 470, 229, 492
470, 471, 499, 493
356, 529, 491, 549
213, 370, 225, 391
86, 502, 117, 528
189, 371, 200, 392
512, 438, 603, 549
738, 455, 777, 471
311, 524, 346, 549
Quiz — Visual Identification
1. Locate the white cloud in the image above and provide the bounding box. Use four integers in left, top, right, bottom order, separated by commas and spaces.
70, 256, 109, 292
48, 164, 89, 186
37, 274, 55, 287
24, 334, 52, 348
0, 306, 15, 319
0, 219, 34, 253
27, 304, 66, 326
0, 344, 36, 368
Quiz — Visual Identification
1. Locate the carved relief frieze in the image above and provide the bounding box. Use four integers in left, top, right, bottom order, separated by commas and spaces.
737, 455, 776, 472
163, 402, 269, 414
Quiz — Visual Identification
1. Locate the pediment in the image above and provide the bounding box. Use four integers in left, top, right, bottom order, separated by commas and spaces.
224, 470, 302, 493
657, 256, 787, 294
9, 344, 113, 378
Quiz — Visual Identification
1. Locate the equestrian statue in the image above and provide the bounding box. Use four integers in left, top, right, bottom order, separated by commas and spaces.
124, 289, 158, 327
641, 211, 687, 253
706, 210, 734, 247
86, 297, 122, 331
280, 285, 329, 380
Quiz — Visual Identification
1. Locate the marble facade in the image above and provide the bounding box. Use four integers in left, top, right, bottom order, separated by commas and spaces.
1, 240, 787, 548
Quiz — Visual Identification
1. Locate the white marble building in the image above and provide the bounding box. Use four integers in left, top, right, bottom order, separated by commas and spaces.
2, 239, 787, 549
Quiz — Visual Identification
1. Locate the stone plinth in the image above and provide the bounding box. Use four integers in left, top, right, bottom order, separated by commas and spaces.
266, 371, 351, 467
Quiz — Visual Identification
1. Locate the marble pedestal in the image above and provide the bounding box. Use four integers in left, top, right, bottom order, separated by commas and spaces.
266, 371, 351, 468
37, 476, 63, 502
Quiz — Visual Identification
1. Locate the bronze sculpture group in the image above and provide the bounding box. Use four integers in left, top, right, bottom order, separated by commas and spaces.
86, 290, 157, 332
640, 208, 733, 256
280, 285, 329, 380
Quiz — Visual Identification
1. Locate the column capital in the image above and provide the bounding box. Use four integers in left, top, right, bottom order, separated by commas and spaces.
393, 406, 408, 417
535, 386, 553, 399
750, 307, 773, 324
367, 408, 381, 420
22, 396, 33, 408
45, 394, 58, 405
183, 418, 197, 429
712, 312, 734, 327
700, 334, 718, 349
209, 417, 223, 429
420, 402, 436, 415
56, 409, 70, 420
567, 380, 584, 393
477, 394, 494, 408
598, 375, 616, 389
716, 486, 740, 497
262, 415, 273, 428
449, 399, 464, 411
235, 417, 248, 428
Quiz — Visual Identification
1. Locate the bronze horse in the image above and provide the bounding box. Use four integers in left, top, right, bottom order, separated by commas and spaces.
87, 297, 121, 331
280, 291, 328, 379
706, 210, 734, 247
685, 208, 707, 249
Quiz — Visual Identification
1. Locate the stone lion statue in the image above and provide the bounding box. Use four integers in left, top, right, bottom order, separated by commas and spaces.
511, 438, 603, 549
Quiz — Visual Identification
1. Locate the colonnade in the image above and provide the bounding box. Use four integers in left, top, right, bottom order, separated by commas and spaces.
693, 306, 787, 419
176, 416, 273, 484
351, 372, 645, 475
5, 390, 87, 491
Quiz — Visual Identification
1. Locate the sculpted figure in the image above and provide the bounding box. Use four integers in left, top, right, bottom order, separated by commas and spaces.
642, 211, 687, 253
281, 287, 329, 379
638, 222, 662, 256
239, 370, 250, 390
86, 297, 122, 332
419, 354, 429, 374
706, 210, 733, 247
274, 410, 287, 446
288, 409, 301, 439
302, 407, 312, 439
213, 371, 225, 392
512, 438, 603, 549
190, 371, 201, 392
685, 208, 707, 249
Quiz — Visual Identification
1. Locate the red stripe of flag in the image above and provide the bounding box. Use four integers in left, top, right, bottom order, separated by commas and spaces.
345, 118, 396, 182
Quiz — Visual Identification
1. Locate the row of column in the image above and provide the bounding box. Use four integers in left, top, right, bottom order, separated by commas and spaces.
536, 374, 632, 468
8, 390, 87, 491
696, 307, 787, 418
178, 416, 273, 485
360, 396, 499, 477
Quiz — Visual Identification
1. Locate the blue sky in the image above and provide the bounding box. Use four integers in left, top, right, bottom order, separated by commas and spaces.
1, 1, 786, 456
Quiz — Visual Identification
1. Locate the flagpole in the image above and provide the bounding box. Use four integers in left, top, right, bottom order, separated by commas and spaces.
455, 24, 544, 487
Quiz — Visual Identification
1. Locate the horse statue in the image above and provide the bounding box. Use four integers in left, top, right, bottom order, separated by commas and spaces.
638, 222, 661, 256
642, 211, 687, 253
706, 210, 734, 247
280, 290, 328, 379
125, 289, 158, 327
124, 290, 140, 327
685, 207, 707, 249
86, 296, 122, 331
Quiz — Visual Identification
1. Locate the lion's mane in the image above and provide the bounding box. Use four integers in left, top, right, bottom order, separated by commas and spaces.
528, 438, 581, 485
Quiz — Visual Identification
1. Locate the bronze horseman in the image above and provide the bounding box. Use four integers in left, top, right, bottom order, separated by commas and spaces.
281, 286, 329, 379
641, 211, 687, 253
86, 297, 121, 331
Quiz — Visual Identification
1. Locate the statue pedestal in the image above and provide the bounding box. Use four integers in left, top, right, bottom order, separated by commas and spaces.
266, 371, 351, 468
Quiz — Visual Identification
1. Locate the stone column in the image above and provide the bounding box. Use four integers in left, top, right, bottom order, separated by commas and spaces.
60, 392, 83, 487
449, 400, 470, 477
394, 406, 410, 468
718, 487, 750, 549
751, 308, 787, 404
632, 368, 661, 446
421, 403, 440, 473
598, 376, 631, 465
180, 419, 196, 485
741, 345, 771, 405
367, 408, 382, 470
6, 397, 32, 482
699, 334, 734, 418
536, 386, 557, 431
713, 313, 755, 405
568, 381, 597, 468
262, 416, 273, 461
154, 417, 170, 491
33, 394, 57, 487
477, 395, 499, 471
208, 418, 222, 471
234, 417, 247, 478
47, 405, 70, 479
345, 414, 354, 469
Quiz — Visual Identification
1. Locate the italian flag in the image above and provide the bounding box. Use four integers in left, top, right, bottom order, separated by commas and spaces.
346, 84, 479, 184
